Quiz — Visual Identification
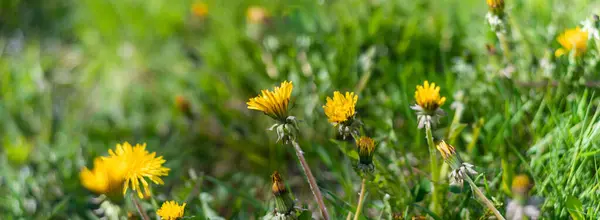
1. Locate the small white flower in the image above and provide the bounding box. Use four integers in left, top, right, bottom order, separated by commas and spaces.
581, 17, 600, 41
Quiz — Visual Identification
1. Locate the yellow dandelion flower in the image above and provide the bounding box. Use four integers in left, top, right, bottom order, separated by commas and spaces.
323, 91, 358, 124
247, 81, 293, 121
247, 6, 268, 24
436, 141, 456, 161
415, 81, 446, 113
104, 142, 170, 198
555, 27, 588, 57
157, 201, 186, 220
191, 2, 208, 18
80, 158, 124, 195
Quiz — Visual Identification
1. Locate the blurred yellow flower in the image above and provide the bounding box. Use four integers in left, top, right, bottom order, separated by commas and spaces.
191, 2, 208, 18
80, 158, 124, 196
247, 81, 293, 121
323, 91, 358, 124
157, 201, 186, 220
414, 81, 446, 113
103, 142, 170, 198
247, 6, 268, 24
512, 174, 532, 194
555, 27, 588, 57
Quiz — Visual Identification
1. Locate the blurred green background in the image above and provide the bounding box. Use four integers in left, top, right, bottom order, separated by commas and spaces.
1, 0, 600, 219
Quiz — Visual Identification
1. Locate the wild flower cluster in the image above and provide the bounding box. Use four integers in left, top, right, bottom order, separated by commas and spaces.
6, 0, 599, 219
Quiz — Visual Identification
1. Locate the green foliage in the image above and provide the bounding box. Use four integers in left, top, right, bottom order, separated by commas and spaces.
1, 0, 600, 219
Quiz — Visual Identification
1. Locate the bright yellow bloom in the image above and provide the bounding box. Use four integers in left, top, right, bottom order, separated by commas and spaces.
104, 142, 170, 198
80, 158, 124, 196
157, 201, 186, 220
191, 2, 208, 18
555, 27, 589, 57
436, 141, 456, 161
323, 91, 358, 124
247, 81, 293, 121
415, 81, 446, 112
247, 6, 268, 24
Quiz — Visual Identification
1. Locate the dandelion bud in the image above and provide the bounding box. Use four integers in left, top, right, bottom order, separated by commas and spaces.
191, 2, 208, 18
436, 141, 461, 170
175, 95, 194, 120
486, 0, 505, 16
392, 213, 404, 220
356, 136, 376, 173
247, 6, 268, 24
271, 171, 295, 215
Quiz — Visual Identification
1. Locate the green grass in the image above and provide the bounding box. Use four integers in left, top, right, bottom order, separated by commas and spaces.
1, 0, 600, 219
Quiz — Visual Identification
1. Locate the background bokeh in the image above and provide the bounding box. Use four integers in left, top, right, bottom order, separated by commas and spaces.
1, 0, 600, 219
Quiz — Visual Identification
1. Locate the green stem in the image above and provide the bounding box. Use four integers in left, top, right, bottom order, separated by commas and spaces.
353, 178, 367, 220
464, 175, 505, 220
291, 140, 330, 220
425, 122, 441, 215
131, 194, 149, 220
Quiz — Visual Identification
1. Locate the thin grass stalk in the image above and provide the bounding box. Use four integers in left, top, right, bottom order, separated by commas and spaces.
346, 211, 353, 220
425, 122, 441, 215
291, 140, 330, 220
353, 178, 367, 220
463, 175, 505, 220
131, 194, 150, 220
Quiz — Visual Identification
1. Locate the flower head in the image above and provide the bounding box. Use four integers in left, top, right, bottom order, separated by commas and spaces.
506, 174, 542, 219
323, 91, 358, 124
412, 81, 446, 129
555, 27, 589, 57
157, 201, 186, 220
270, 171, 295, 215
247, 6, 268, 24
486, 0, 505, 15
436, 141, 456, 161
103, 142, 170, 198
80, 158, 124, 196
175, 95, 194, 119
247, 81, 293, 121
191, 2, 208, 18
356, 136, 376, 173
512, 174, 532, 195
271, 171, 287, 195
414, 81, 446, 112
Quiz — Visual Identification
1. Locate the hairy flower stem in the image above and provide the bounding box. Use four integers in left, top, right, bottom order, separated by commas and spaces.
497, 32, 511, 62
291, 140, 330, 220
131, 195, 150, 220
425, 122, 441, 215
464, 175, 505, 220
353, 178, 367, 220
